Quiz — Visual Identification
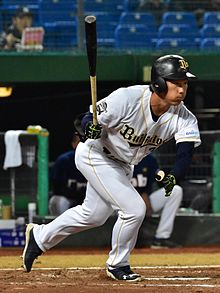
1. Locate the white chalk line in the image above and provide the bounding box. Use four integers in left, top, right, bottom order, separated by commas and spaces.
1, 265, 220, 289
1, 264, 220, 271
9, 282, 220, 289
144, 277, 210, 280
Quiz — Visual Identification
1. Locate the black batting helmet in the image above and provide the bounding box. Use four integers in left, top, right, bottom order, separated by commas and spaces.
150, 55, 196, 94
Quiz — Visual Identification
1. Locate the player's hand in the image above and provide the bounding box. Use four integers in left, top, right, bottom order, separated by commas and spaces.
85, 122, 102, 139
161, 174, 176, 197
155, 171, 176, 197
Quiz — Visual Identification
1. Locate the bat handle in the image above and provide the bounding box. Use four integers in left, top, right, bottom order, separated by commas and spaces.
90, 75, 97, 125
155, 170, 165, 182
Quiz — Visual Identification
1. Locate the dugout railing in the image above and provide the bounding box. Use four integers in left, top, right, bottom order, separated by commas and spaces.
1, 129, 220, 218
0, 130, 49, 218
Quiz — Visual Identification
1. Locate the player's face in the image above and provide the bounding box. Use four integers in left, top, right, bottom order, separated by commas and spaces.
165, 79, 188, 105
15, 16, 33, 33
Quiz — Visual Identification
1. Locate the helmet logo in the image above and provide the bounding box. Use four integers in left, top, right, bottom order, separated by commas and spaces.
179, 59, 189, 70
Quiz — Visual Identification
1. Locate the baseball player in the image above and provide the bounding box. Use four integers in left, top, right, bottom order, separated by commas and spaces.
131, 154, 183, 248
49, 133, 87, 216
22, 55, 201, 282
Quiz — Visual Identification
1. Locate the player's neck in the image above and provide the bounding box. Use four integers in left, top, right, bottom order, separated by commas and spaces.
150, 93, 170, 116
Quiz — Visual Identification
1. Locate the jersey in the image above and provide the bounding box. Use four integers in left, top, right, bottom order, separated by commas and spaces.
131, 154, 159, 195
51, 149, 87, 203
91, 85, 201, 165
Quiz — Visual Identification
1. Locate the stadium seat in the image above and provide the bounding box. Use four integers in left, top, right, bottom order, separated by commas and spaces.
162, 11, 197, 27
200, 38, 220, 51
1, 0, 39, 4
200, 24, 220, 38
39, 0, 76, 23
0, 11, 2, 31
43, 21, 77, 49
123, 0, 139, 11
158, 24, 200, 42
114, 24, 154, 49
119, 12, 157, 28
203, 12, 220, 25
155, 38, 197, 51
84, 0, 123, 14
95, 13, 120, 47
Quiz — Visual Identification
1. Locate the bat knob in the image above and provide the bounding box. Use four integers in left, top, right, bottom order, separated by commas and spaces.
85, 15, 96, 24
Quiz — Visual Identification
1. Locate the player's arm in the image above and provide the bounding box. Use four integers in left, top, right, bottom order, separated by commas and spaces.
156, 142, 194, 196
74, 111, 102, 140
170, 141, 195, 180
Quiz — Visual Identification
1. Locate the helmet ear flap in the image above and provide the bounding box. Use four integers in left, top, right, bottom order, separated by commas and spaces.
151, 76, 167, 94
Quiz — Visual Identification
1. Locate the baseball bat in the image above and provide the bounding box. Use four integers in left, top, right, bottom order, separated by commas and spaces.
85, 15, 97, 125
155, 170, 165, 182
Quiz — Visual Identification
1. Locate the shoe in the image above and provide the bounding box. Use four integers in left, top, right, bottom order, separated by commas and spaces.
22, 223, 43, 272
150, 237, 182, 249
106, 265, 142, 282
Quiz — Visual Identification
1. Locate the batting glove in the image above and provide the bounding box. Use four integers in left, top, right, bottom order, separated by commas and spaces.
155, 171, 176, 197
161, 174, 176, 197
85, 121, 102, 139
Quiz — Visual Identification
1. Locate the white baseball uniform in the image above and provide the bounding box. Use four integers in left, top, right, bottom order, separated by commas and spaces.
32, 85, 201, 268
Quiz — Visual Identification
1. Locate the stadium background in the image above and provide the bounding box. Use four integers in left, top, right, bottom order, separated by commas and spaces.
0, 0, 220, 247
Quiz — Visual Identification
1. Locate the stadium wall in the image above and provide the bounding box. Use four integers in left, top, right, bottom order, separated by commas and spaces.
0, 52, 220, 83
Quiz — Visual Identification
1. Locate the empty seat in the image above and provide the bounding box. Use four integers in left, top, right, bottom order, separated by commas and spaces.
39, 0, 76, 23
43, 21, 77, 49
162, 11, 197, 27
95, 13, 120, 47
203, 12, 220, 25
123, 0, 139, 11
119, 11, 156, 28
200, 24, 220, 38
84, 0, 123, 14
158, 24, 200, 41
200, 37, 220, 51
0, 11, 3, 31
1, 0, 39, 4
114, 24, 154, 49
156, 38, 197, 50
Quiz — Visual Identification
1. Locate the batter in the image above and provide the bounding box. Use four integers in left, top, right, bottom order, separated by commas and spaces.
22, 55, 201, 282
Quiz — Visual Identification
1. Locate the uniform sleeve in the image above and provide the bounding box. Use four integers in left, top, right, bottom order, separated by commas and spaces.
174, 107, 201, 148
91, 87, 130, 128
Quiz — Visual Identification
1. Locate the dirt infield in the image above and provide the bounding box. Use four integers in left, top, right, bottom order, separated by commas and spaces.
1, 246, 220, 292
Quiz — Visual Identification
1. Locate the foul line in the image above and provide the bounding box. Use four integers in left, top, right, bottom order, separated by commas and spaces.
1, 264, 220, 271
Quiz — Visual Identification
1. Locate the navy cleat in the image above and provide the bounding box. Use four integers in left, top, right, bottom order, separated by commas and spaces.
106, 265, 142, 282
151, 237, 182, 249
22, 223, 42, 272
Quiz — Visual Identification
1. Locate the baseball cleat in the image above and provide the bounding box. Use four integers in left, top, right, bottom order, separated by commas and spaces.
106, 265, 142, 282
150, 237, 182, 249
22, 223, 42, 272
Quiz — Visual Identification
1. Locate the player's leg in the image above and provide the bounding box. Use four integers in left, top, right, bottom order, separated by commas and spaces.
49, 195, 73, 216
150, 185, 183, 247
76, 142, 146, 280
23, 183, 113, 272
33, 183, 114, 251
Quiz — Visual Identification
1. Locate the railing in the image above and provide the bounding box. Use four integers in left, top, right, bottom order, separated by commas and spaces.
0, 130, 49, 218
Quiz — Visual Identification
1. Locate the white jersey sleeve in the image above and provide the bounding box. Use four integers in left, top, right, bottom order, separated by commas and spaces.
94, 87, 135, 128
174, 104, 201, 147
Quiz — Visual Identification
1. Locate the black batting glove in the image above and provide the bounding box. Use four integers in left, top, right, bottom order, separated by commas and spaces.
161, 174, 176, 197
85, 121, 102, 139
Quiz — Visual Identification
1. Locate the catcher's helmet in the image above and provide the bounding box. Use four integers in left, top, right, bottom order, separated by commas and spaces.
150, 54, 196, 94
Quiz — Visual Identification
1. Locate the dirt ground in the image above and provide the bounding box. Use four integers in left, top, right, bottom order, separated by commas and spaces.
1, 246, 220, 292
